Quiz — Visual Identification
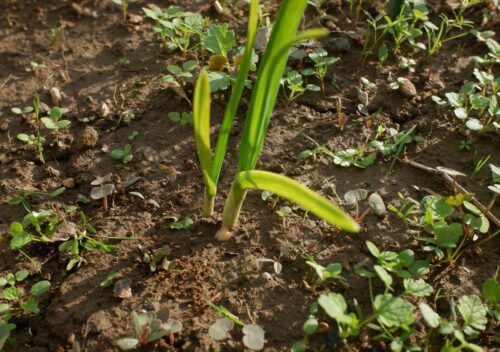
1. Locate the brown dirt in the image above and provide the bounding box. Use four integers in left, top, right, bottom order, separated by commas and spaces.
0, 1, 499, 351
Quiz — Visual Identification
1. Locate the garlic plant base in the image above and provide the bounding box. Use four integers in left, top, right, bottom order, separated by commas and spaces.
215, 225, 233, 242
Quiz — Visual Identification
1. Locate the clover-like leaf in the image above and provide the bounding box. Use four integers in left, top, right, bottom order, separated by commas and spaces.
117, 337, 139, 351
344, 189, 368, 205
368, 193, 386, 216
208, 318, 234, 341
457, 294, 487, 333
404, 278, 433, 297
242, 324, 265, 351
374, 294, 414, 328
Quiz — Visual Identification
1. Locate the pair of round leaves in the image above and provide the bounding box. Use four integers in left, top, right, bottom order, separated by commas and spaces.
344, 189, 386, 216
208, 318, 265, 351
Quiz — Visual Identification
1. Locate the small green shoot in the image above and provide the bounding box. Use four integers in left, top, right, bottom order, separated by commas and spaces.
111, 144, 133, 164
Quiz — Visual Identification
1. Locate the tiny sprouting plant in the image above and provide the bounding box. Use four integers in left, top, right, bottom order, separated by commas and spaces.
128, 131, 138, 141
481, 273, 500, 319
163, 216, 194, 230
26, 61, 45, 72
0, 270, 50, 349
389, 192, 491, 263
40, 107, 71, 133
140, 245, 175, 272
14, 93, 45, 163
99, 271, 119, 288
117, 309, 182, 350
112, 0, 138, 20
389, 76, 410, 90
8, 187, 65, 214
459, 138, 472, 151
207, 304, 266, 351
304, 256, 343, 283
424, 13, 473, 57
469, 30, 499, 66
11, 106, 33, 115
470, 154, 490, 179
192, 0, 359, 241
343, 189, 386, 221
9, 210, 115, 271
301, 48, 339, 91
399, 56, 416, 73
90, 174, 116, 212
257, 246, 289, 276
168, 111, 193, 126
432, 69, 499, 132
201, 23, 236, 59
142, 6, 206, 52
282, 69, 320, 102
129, 191, 160, 209
111, 144, 133, 164
163, 60, 197, 86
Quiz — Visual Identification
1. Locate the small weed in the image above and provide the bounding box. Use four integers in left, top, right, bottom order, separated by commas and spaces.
168, 111, 193, 125
41, 107, 71, 133
110, 144, 133, 164
143, 6, 206, 52
0, 271, 50, 349
117, 309, 182, 350
112, 0, 138, 20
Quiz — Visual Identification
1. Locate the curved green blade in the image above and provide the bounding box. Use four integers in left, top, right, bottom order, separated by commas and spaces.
234, 170, 359, 232
244, 28, 329, 170
193, 70, 215, 196
211, 0, 260, 185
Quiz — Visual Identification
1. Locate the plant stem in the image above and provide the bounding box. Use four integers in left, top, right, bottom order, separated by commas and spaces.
216, 183, 247, 241
203, 188, 215, 217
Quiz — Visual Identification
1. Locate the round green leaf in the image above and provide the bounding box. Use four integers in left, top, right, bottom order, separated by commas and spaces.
31, 280, 51, 296
418, 303, 440, 328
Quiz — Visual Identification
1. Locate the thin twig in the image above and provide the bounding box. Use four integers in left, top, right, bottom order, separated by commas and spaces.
0, 74, 12, 89
403, 159, 500, 228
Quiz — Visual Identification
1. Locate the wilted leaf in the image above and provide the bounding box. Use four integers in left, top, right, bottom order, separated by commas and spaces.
242, 324, 265, 351
208, 318, 233, 341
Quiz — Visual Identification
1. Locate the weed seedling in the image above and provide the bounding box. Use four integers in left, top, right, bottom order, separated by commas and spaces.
41, 107, 71, 133
201, 23, 236, 58
163, 216, 194, 230
0, 271, 50, 349
90, 174, 116, 211
207, 304, 266, 350
111, 144, 133, 164
14, 94, 46, 163
470, 154, 491, 179
117, 309, 182, 350
168, 111, 193, 126
112, 0, 138, 20
11, 106, 33, 115
302, 48, 339, 91
163, 60, 197, 86
143, 6, 206, 52
282, 69, 320, 101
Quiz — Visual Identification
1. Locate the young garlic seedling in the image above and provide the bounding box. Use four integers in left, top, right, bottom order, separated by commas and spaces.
193, 0, 359, 241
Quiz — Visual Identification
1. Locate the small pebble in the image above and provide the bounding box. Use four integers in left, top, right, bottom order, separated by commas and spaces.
76, 126, 99, 150
327, 36, 351, 53
62, 178, 75, 188
316, 322, 330, 334
98, 102, 111, 118
399, 79, 417, 98
113, 278, 132, 298
50, 87, 62, 106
